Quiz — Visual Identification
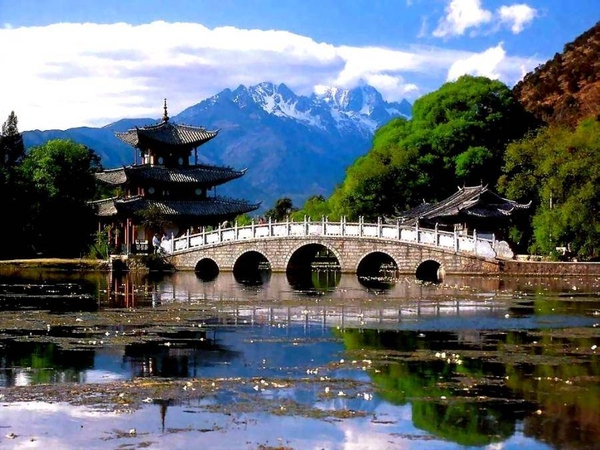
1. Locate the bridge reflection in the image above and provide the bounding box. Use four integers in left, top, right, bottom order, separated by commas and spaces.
100, 271, 510, 324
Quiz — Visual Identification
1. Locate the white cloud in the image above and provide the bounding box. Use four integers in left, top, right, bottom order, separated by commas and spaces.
0, 21, 540, 131
433, 0, 492, 37
446, 42, 534, 85
433, 1, 538, 38
498, 4, 537, 33
447, 43, 506, 80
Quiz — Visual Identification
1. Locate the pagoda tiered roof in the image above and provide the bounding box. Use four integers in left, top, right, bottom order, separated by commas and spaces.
115, 121, 218, 149
92, 196, 260, 219
95, 165, 247, 187
397, 185, 531, 225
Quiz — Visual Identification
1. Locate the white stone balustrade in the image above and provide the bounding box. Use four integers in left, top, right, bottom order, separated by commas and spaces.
168, 216, 497, 258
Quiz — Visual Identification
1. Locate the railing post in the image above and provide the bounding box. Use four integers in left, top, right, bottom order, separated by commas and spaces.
305, 215, 309, 236
454, 227, 459, 252
322, 215, 326, 235
377, 217, 382, 237
473, 229, 478, 255
251, 218, 255, 238
434, 223, 438, 247
234, 220, 238, 241
415, 220, 419, 243
170, 232, 174, 254
268, 217, 272, 237
396, 219, 400, 241
342, 216, 346, 236
186, 228, 191, 249
202, 226, 206, 245
359, 216, 363, 236
286, 216, 290, 236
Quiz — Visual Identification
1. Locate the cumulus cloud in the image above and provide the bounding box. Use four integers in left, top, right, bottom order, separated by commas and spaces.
446, 42, 535, 85
433, 0, 537, 38
0, 21, 540, 130
447, 43, 506, 80
498, 4, 537, 33
433, 0, 492, 37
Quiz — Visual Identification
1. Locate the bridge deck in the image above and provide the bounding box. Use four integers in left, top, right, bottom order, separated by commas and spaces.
161, 217, 503, 260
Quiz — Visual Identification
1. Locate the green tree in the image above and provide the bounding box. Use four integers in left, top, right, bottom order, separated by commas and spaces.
499, 119, 600, 259
136, 205, 168, 236
0, 112, 27, 259
0, 111, 25, 168
19, 139, 102, 257
265, 197, 296, 221
290, 195, 333, 221
329, 76, 536, 220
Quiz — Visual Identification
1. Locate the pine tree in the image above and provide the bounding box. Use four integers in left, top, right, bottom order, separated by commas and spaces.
0, 111, 25, 169
0, 112, 27, 259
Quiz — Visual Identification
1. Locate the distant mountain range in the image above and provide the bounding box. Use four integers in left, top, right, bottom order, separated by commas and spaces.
23, 82, 412, 211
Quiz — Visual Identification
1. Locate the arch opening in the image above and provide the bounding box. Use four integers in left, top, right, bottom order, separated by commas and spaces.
195, 258, 219, 282
357, 252, 398, 289
233, 251, 271, 286
286, 244, 341, 293
415, 260, 444, 283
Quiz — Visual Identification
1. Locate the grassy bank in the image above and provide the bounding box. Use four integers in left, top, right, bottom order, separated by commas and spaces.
0, 258, 110, 271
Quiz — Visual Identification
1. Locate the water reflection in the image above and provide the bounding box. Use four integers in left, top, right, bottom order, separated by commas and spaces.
0, 269, 598, 448
338, 326, 600, 449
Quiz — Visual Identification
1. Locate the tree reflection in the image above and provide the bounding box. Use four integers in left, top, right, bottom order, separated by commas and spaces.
0, 341, 94, 386
338, 326, 600, 448
503, 331, 600, 450
337, 328, 526, 446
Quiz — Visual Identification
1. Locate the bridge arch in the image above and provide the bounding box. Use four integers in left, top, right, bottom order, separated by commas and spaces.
194, 258, 219, 281
415, 259, 445, 283
283, 241, 343, 273
356, 251, 399, 280
232, 248, 272, 272
232, 249, 272, 285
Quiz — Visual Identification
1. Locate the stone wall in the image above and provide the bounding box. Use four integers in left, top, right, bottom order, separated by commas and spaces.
500, 259, 600, 276
171, 236, 502, 275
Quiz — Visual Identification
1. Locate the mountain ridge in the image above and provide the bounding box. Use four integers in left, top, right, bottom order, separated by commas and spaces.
23, 82, 411, 211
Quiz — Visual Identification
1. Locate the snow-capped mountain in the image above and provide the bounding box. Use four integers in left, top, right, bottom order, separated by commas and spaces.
180, 82, 410, 137
24, 82, 412, 211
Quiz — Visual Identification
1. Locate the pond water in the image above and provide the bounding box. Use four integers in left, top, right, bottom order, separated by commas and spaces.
0, 269, 598, 449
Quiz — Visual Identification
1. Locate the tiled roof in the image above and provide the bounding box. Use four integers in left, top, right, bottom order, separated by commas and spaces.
95, 168, 128, 185
89, 197, 119, 216
115, 121, 218, 148
93, 196, 260, 218
397, 185, 530, 224
95, 165, 246, 186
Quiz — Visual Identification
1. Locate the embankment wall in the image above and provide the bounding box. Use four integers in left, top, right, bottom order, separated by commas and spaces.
500, 260, 600, 276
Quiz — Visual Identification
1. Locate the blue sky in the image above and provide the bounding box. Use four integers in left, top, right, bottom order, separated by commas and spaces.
0, 0, 597, 131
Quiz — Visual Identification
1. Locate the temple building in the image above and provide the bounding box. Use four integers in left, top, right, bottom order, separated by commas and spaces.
92, 100, 260, 253
394, 185, 530, 239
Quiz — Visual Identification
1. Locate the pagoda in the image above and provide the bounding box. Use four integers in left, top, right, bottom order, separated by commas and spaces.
92, 100, 260, 253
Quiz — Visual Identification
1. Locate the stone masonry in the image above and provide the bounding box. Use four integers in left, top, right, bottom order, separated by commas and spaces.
171, 236, 500, 275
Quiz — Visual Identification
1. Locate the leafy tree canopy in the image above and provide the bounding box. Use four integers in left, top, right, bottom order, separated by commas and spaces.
329, 76, 536, 220
265, 197, 297, 221
19, 139, 102, 257
499, 119, 600, 259
290, 195, 333, 221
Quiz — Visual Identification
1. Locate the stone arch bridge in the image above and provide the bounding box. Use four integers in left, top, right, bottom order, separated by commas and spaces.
163, 218, 510, 279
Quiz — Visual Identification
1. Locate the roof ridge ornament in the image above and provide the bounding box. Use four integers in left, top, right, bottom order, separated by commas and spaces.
162, 98, 169, 122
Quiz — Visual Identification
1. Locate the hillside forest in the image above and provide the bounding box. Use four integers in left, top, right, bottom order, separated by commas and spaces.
0, 22, 599, 260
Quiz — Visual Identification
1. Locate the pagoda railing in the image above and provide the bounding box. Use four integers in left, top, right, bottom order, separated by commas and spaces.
162, 217, 501, 259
